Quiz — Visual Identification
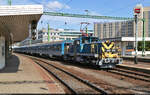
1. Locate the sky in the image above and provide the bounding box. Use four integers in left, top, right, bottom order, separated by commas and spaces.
0, 0, 150, 30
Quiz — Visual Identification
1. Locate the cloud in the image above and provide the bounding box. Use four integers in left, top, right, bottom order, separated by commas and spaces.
45, 1, 70, 11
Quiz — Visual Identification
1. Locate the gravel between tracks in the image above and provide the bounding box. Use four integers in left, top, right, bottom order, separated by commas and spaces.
44, 59, 150, 94
35, 58, 135, 94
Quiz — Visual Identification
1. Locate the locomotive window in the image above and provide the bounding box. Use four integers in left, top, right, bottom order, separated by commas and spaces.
91, 38, 99, 42
74, 40, 80, 45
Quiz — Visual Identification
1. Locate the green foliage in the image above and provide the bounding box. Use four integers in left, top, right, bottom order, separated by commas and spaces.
138, 41, 150, 51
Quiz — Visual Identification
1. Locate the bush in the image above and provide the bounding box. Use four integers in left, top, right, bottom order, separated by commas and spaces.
138, 41, 150, 51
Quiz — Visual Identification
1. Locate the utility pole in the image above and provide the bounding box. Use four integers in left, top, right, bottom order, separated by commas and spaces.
8, 0, 12, 5
29, 24, 32, 45
134, 14, 138, 64
47, 24, 50, 42
142, 18, 145, 56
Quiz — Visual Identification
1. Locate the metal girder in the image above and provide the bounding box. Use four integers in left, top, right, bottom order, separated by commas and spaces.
43, 12, 134, 20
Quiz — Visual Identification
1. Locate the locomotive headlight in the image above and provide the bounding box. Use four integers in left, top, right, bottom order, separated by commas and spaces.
94, 54, 98, 58
105, 58, 110, 63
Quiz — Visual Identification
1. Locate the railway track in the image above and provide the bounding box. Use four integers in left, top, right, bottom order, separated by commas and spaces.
107, 67, 150, 82
19, 54, 150, 94
30, 56, 108, 94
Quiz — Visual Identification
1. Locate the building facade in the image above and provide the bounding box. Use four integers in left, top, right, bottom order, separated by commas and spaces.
94, 21, 134, 39
94, 4, 150, 56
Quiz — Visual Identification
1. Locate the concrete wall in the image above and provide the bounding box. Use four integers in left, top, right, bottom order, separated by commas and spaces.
0, 36, 5, 69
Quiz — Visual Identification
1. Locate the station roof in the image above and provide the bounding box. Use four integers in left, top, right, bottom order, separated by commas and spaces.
0, 5, 43, 42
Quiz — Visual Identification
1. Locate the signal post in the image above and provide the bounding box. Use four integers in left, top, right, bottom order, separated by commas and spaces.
134, 5, 142, 64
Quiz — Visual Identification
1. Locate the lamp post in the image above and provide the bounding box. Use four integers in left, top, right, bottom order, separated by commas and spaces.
134, 14, 138, 64
142, 18, 145, 56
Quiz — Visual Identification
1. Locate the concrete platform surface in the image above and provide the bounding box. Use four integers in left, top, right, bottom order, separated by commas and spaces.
118, 61, 150, 74
120, 63, 150, 69
0, 53, 65, 94
123, 56, 150, 59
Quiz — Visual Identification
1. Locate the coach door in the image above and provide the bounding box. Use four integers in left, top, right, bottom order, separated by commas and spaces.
0, 36, 5, 69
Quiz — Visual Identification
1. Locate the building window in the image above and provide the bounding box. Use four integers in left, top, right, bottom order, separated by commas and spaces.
97, 24, 101, 38
109, 23, 112, 38
126, 42, 133, 49
115, 22, 119, 37
103, 24, 106, 38
121, 22, 126, 37
60, 38, 65, 40
127, 21, 133, 37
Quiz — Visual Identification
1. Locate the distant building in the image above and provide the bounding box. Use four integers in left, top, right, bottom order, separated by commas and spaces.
18, 28, 93, 46
94, 4, 150, 56
37, 28, 93, 43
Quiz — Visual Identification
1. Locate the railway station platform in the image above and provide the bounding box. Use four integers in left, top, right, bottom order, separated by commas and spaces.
118, 60, 150, 74
123, 56, 150, 62
0, 53, 65, 94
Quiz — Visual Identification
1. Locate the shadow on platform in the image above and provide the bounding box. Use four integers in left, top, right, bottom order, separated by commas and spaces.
0, 55, 20, 73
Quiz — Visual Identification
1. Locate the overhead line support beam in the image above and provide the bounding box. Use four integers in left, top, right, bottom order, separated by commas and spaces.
43, 12, 134, 20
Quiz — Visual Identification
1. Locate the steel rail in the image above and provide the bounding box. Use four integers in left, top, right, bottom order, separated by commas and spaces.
114, 68, 150, 78
107, 69, 150, 82
34, 61, 77, 94
31, 57, 108, 94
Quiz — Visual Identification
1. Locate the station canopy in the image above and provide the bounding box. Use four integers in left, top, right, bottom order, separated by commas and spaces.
0, 5, 43, 42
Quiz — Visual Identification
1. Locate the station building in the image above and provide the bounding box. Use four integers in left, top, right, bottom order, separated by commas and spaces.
94, 4, 150, 56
